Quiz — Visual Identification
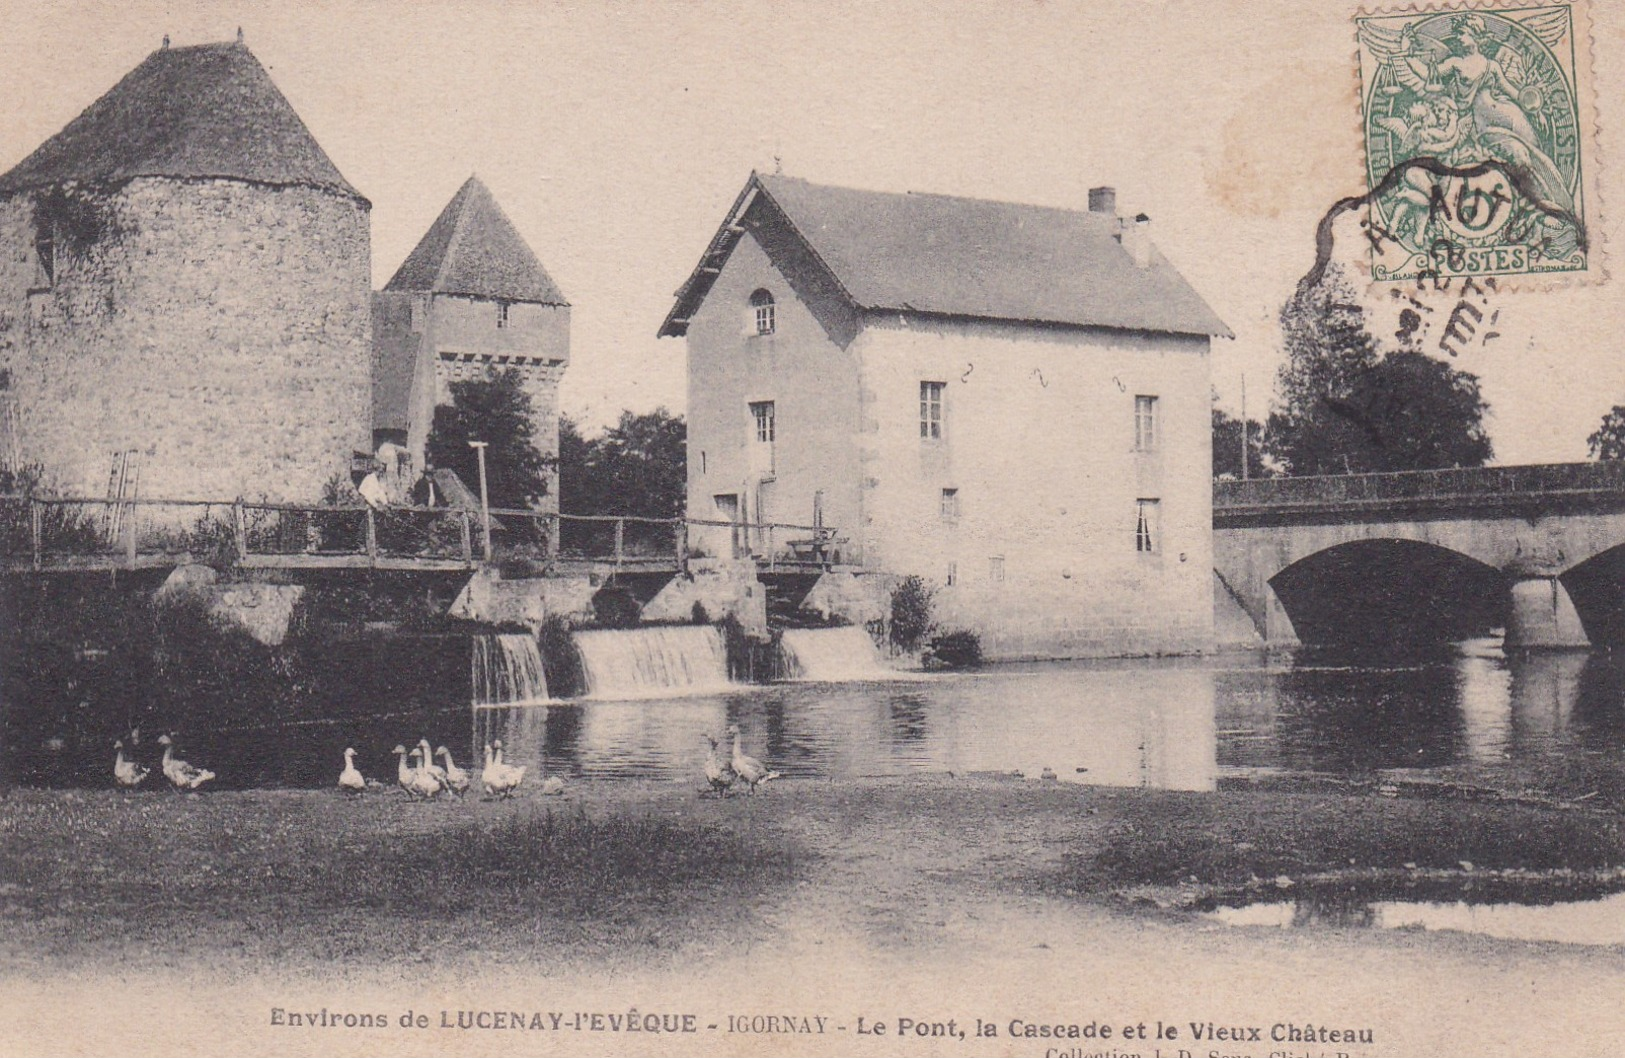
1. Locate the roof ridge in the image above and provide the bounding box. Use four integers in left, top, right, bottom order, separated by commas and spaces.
433, 176, 482, 293
662, 170, 1231, 340
751, 173, 858, 309
762, 172, 1106, 219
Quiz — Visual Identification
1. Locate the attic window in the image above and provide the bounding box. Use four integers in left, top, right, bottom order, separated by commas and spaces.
749, 289, 775, 336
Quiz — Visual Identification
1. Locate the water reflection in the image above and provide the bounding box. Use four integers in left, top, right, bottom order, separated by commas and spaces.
1209, 890, 1625, 947
477, 665, 1218, 791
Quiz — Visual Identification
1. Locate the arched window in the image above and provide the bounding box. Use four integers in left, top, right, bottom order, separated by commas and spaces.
749, 289, 775, 336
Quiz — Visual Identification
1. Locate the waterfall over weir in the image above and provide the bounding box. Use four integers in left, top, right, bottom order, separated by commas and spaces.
472, 634, 551, 707
573, 626, 732, 699
778, 626, 894, 682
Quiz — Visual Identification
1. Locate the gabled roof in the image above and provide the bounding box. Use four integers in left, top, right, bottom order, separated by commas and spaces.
659, 173, 1230, 339
0, 39, 364, 202
384, 176, 568, 305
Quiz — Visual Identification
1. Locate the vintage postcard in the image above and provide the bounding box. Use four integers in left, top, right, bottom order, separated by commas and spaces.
2, 1, 1624, 1056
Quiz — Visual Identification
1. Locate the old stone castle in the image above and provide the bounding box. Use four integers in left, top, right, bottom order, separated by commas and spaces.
0, 36, 567, 505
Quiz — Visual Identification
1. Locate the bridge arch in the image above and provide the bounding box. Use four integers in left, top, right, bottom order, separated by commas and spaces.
1560, 544, 1625, 649
1269, 539, 1508, 650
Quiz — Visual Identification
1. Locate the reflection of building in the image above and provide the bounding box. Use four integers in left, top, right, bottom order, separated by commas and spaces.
0, 37, 372, 501
662, 174, 1230, 659
371, 176, 570, 513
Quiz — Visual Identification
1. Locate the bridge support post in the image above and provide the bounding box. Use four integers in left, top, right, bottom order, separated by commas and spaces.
1506, 575, 1589, 650
1262, 583, 1300, 647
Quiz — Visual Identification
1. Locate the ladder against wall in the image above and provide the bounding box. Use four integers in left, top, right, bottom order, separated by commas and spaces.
104, 448, 141, 544
0, 394, 18, 478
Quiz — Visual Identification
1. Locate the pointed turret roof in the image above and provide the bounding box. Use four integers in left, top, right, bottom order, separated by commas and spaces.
384, 176, 568, 305
0, 39, 364, 202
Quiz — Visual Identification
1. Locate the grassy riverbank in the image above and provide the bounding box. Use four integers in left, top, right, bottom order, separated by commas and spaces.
2, 777, 1622, 974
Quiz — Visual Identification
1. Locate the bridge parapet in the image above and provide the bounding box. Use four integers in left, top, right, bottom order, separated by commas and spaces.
1215, 462, 1625, 522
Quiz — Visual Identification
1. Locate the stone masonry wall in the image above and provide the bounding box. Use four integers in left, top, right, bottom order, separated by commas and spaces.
856, 316, 1215, 660
0, 177, 372, 502
424, 295, 568, 517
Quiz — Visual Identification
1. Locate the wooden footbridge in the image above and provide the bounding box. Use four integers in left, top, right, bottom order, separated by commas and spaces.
0, 495, 848, 577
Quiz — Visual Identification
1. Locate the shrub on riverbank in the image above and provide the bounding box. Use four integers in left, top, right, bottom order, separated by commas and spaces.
925, 630, 983, 669
889, 575, 935, 653
538, 613, 584, 698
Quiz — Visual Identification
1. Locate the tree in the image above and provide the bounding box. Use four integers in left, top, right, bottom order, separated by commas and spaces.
426, 369, 553, 510
1212, 404, 1269, 480
558, 408, 686, 519
1265, 264, 1492, 474
1588, 406, 1625, 460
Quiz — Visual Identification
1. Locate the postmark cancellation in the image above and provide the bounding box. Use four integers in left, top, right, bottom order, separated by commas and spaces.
1356, 1, 1601, 282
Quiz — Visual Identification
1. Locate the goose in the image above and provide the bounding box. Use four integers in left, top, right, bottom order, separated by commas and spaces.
727, 724, 779, 794
337, 747, 366, 794
434, 746, 470, 797
113, 739, 148, 789
392, 744, 419, 795
481, 740, 526, 799
156, 734, 214, 791
405, 747, 444, 800
417, 738, 449, 791
702, 734, 736, 797
540, 775, 566, 796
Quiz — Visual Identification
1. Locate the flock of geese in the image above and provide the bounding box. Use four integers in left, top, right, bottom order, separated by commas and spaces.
115, 724, 783, 800
364, 738, 564, 800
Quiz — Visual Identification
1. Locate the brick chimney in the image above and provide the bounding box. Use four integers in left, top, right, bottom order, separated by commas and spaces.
1087, 186, 1116, 214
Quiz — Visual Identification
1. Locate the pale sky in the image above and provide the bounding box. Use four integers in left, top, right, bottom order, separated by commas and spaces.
2, 0, 1622, 462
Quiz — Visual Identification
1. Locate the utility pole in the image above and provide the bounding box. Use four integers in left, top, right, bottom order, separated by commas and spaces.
1241, 373, 1254, 487
468, 440, 492, 560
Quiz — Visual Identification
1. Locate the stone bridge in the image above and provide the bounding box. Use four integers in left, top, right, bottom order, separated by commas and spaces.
1214, 463, 1625, 650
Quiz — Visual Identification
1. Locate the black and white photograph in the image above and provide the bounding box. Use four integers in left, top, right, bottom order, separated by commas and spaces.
1, 1, 1622, 1055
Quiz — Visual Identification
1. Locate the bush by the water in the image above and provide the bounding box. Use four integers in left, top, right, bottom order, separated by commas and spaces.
538, 613, 584, 698
926, 630, 983, 669
889, 574, 935, 653
591, 586, 643, 629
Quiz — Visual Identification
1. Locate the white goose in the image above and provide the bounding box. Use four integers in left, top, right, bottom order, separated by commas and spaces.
405, 747, 444, 800
727, 724, 780, 794
337, 747, 366, 794
435, 745, 470, 797
703, 734, 736, 797
156, 734, 215, 791
392, 744, 415, 794
417, 738, 449, 791
481, 739, 526, 799
113, 739, 149, 789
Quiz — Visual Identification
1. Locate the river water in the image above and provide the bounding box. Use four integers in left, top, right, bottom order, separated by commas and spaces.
16, 632, 1625, 801
472, 636, 1625, 802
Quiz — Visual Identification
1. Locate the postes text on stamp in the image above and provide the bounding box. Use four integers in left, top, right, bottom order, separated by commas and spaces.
1357, 2, 1594, 282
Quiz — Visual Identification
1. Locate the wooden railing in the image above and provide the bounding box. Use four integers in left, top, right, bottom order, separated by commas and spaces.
0, 494, 845, 574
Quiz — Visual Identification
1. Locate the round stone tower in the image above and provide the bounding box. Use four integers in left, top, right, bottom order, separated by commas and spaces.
0, 36, 372, 503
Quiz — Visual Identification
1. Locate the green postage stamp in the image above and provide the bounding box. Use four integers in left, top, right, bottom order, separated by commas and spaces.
1357, 1, 1600, 281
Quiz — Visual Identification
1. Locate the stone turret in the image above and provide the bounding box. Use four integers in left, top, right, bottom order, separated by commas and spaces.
372, 175, 569, 512
0, 37, 373, 501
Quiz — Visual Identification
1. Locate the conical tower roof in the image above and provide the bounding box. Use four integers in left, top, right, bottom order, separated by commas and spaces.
0, 38, 364, 202
385, 176, 567, 305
